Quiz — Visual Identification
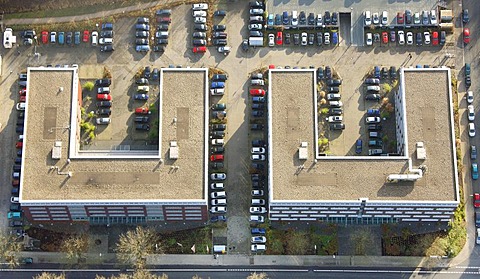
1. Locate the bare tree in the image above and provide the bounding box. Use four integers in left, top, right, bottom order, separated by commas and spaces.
61, 234, 90, 262
34, 272, 67, 279
0, 234, 22, 267
246, 272, 268, 279
116, 226, 159, 269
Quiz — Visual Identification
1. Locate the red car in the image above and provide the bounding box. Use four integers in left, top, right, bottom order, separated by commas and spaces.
382, 32, 388, 44
135, 107, 150, 114
12, 179, 19, 187
432, 31, 439, 45
397, 12, 404, 24
276, 31, 283, 45
19, 95, 26, 102
464, 28, 470, 44
157, 17, 171, 23
210, 154, 224, 162
193, 46, 207, 53
19, 89, 26, 96
97, 94, 112, 101
82, 30, 90, 42
474, 193, 480, 208
41, 31, 48, 44
250, 89, 265, 96
15, 142, 23, 149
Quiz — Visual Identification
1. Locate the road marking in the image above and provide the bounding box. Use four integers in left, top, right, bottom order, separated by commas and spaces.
142, 269, 309, 272
314, 269, 480, 275
0, 269, 120, 272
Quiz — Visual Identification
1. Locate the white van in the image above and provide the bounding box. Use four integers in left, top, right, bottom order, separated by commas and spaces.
213, 245, 226, 254
251, 79, 265, 86
251, 244, 266, 252
251, 199, 265, 205
364, 11, 372, 26
99, 37, 113, 45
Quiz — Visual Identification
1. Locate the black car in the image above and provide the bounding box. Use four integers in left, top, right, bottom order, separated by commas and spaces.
214, 10, 226, 17
101, 45, 114, 52
326, 79, 341, 86
365, 78, 380, 85
275, 14, 282, 25
250, 31, 263, 37
252, 103, 264, 110
463, 9, 469, 24
143, 67, 151, 79
136, 78, 148, 85
307, 13, 315, 25
193, 39, 206, 46
293, 33, 300, 45
405, 10, 412, 24
252, 139, 266, 147
308, 33, 314, 45
97, 101, 112, 107
328, 87, 339, 93
252, 180, 265, 188
416, 32, 422, 46
157, 38, 169, 45
211, 124, 227, 131
251, 124, 264, 130
100, 30, 114, 38
382, 67, 389, 79
242, 39, 249, 51
211, 162, 224, 170
317, 67, 324, 79
15, 157, 22, 165
324, 11, 331, 24
213, 39, 227, 46
66, 32, 73, 45
284, 33, 291, 44
17, 112, 24, 119
368, 124, 382, 131
390, 66, 397, 79
299, 11, 306, 25
135, 124, 150, 131
465, 76, 471, 88
211, 146, 224, 154
365, 94, 381, 101
97, 109, 111, 116
213, 32, 227, 39
135, 31, 148, 38
135, 38, 148, 45
10, 203, 21, 212
329, 108, 343, 115
16, 126, 23, 134
330, 123, 345, 130
95, 79, 111, 87
249, 1, 264, 8
213, 25, 226, 31
325, 66, 332, 79
153, 45, 165, 52
194, 24, 207, 31
440, 31, 446, 45
252, 163, 265, 171
331, 12, 338, 25
134, 116, 150, 123
9, 220, 23, 227
157, 24, 169, 31
252, 110, 264, 117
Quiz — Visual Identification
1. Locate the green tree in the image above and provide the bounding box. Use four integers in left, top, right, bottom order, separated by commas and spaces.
61, 234, 89, 262
96, 270, 168, 279
0, 234, 22, 267
83, 82, 94, 91
382, 83, 392, 93
247, 272, 268, 279
116, 227, 159, 269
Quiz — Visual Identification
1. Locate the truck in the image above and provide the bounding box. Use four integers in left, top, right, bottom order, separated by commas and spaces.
249, 37, 264, 47
3, 28, 16, 49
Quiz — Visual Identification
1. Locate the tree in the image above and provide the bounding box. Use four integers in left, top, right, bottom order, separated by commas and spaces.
83, 82, 95, 91
61, 234, 89, 262
95, 270, 168, 279
34, 272, 67, 279
116, 226, 159, 269
382, 83, 392, 93
247, 272, 268, 279
0, 234, 22, 267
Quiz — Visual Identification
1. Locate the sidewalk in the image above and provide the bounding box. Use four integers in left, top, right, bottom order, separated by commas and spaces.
2, 0, 179, 25
18, 251, 452, 269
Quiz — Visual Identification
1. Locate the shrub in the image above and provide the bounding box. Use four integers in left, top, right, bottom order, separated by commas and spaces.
382, 83, 392, 93
83, 81, 94, 91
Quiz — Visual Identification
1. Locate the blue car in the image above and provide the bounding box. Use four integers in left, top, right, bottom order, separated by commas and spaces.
367, 109, 380, 116
355, 139, 363, 154
58, 32, 65, 45
282, 11, 289, 25
134, 94, 149, 100
267, 14, 274, 27
332, 32, 338, 45
373, 66, 380, 78
251, 228, 266, 235
473, 163, 479, 180
211, 82, 225, 89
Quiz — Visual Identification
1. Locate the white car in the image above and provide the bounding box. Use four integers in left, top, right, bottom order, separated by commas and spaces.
301, 32, 307, 46
210, 191, 226, 199
324, 32, 330, 45
210, 206, 226, 213
366, 117, 381, 123
211, 139, 224, 146
251, 147, 265, 154
251, 244, 266, 251
252, 190, 264, 196
329, 101, 343, 107
250, 9, 264, 15
469, 122, 476, 137
218, 46, 231, 54
91, 31, 98, 46
248, 24, 263, 30
381, 11, 388, 25
430, 10, 437, 25
11, 197, 19, 203
96, 117, 111, 125
251, 154, 266, 161
210, 88, 225, 96
251, 236, 267, 243
398, 30, 405, 45
327, 116, 343, 123
467, 91, 474, 104
268, 33, 275, 47
250, 207, 267, 214
250, 215, 265, 223
414, 12, 421, 24
423, 31, 431, 45
192, 11, 207, 17
468, 105, 476, 121
16, 103, 26, 111
364, 11, 371, 26
211, 199, 227, 206
316, 14, 323, 26
372, 12, 379, 24
477, 228, 480, 245
406, 32, 414, 45
194, 17, 207, 24
210, 173, 226, 181
210, 183, 224, 189
366, 33, 373, 46
192, 3, 208, 10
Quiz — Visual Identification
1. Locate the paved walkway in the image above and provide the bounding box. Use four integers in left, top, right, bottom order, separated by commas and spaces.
2, 0, 180, 25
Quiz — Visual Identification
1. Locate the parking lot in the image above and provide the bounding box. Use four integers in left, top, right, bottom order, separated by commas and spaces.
0, 0, 458, 251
